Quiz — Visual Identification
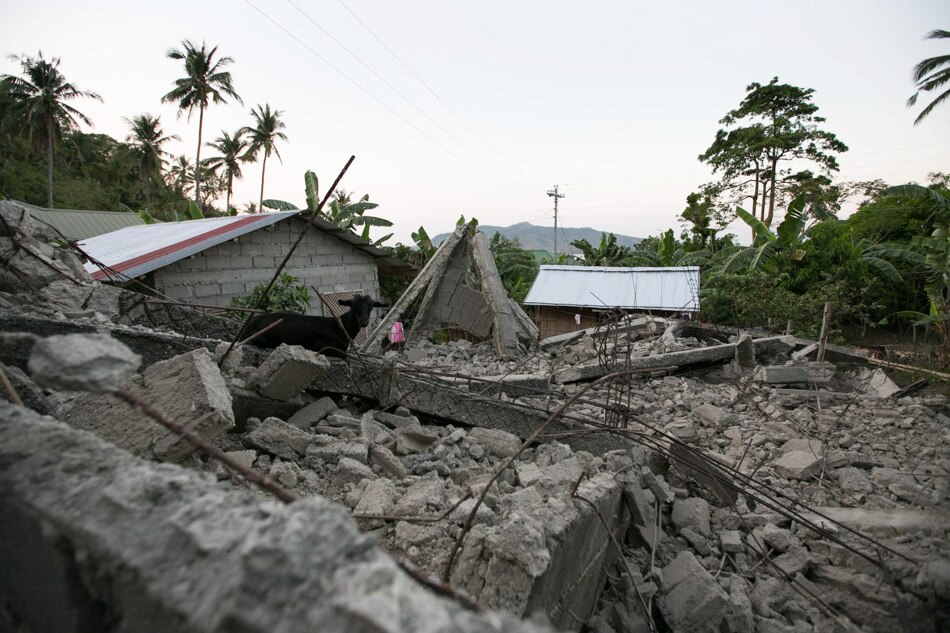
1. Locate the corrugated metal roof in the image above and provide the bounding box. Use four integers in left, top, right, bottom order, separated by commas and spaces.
17, 201, 146, 240
523, 265, 700, 311
78, 210, 414, 282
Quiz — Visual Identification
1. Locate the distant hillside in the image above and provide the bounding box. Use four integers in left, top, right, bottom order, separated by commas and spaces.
433, 222, 642, 255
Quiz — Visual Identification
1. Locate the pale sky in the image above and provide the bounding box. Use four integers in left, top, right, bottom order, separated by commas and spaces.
2, 0, 949, 245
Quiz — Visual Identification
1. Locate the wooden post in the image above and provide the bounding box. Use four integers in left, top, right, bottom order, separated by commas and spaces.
816, 302, 833, 363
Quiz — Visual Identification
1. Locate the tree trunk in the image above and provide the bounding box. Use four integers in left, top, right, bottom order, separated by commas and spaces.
144, 168, 151, 213
258, 151, 268, 212
46, 125, 54, 209
766, 152, 778, 226
226, 171, 233, 214
194, 105, 205, 208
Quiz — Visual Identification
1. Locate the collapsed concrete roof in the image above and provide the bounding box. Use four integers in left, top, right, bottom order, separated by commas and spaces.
361, 225, 539, 359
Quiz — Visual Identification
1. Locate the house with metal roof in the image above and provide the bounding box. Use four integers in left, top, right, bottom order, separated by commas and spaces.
523, 265, 700, 338
77, 210, 414, 317
15, 201, 146, 241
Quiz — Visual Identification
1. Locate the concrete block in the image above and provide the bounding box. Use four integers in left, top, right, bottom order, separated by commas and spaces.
394, 474, 445, 515
774, 450, 823, 480
395, 426, 439, 454
55, 347, 237, 463
251, 344, 330, 401
354, 478, 396, 516
658, 551, 728, 632
691, 403, 735, 428
28, 333, 141, 393
287, 396, 338, 428
468, 427, 522, 458
672, 497, 711, 537
245, 417, 314, 460
194, 283, 221, 298
369, 445, 408, 479
333, 456, 376, 487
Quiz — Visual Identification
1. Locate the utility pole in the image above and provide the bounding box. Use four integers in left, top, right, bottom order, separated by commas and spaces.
547, 185, 565, 260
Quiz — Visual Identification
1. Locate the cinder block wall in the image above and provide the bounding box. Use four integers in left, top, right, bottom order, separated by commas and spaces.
153, 218, 380, 316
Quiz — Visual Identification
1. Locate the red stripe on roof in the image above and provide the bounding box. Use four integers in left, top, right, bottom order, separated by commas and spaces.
90, 215, 268, 280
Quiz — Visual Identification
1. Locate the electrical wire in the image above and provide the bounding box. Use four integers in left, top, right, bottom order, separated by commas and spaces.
283, 0, 522, 188
335, 0, 535, 185
241, 0, 519, 195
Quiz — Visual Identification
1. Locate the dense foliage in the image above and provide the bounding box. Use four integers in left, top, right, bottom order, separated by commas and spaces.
229, 273, 311, 316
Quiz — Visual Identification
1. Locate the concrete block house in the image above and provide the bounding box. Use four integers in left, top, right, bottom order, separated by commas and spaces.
78, 211, 413, 317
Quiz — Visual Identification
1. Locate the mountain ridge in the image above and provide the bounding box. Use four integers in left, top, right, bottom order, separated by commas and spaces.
433, 221, 642, 254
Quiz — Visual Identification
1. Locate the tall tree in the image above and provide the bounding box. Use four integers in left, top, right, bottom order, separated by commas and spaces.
908, 29, 950, 125
699, 77, 847, 228
1, 52, 101, 208
205, 129, 247, 213
161, 40, 241, 209
125, 114, 178, 213
167, 154, 194, 215
242, 104, 287, 212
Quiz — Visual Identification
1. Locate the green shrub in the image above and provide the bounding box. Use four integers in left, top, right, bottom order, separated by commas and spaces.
229, 273, 310, 316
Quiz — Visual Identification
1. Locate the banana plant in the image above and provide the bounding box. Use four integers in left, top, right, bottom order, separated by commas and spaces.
263, 170, 393, 246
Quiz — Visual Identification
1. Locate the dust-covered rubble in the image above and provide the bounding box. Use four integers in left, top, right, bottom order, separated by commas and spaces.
1, 198, 948, 632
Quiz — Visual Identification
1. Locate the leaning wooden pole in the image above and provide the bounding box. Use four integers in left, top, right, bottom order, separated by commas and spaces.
816, 302, 833, 363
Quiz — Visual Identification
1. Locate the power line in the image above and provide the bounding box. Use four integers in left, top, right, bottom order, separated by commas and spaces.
241, 0, 518, 195
283, 0, 521, 188
335, 0, 535, 185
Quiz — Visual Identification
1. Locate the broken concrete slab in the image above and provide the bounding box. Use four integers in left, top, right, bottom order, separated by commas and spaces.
287, 396, 338, 429
801, 506, 950, 535
539, 316, 663, 350
354, 478, 396, 516
0, 402, 547, 633
468, 427, 522, 459
244, 417, 314, 460
59, 347, 233, 462
671, 497, 711, 537
309, 357, 631, 456
657, 551, 728, 632
754, 362, 835, 385
773, 450, 824, 480
28, 333, 141, 393
251, 344, 330, 401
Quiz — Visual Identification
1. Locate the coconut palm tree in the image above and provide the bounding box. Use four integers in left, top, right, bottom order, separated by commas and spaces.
205, 129, 247, 214
242, 104, 287, 212
161, 40, 241, 208
167, 154, 194, 216
1, 52, 101, 208
125, 114, 178, 213
908, 29, 950, 125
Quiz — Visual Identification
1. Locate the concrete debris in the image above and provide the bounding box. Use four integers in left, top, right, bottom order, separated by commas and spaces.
1, 212, 948, 633
250, 343, 330, 400
657, 551, 728, 632
28, 333, 141, 393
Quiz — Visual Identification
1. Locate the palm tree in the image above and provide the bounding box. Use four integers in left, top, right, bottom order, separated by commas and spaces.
167, 154, 194, 216
125, 114, 178, 213
161, 40, 241, 208
908, 29, 950, 125
242, 104, 287, 212
1, 52, 101, 208
205, 129, 247, 213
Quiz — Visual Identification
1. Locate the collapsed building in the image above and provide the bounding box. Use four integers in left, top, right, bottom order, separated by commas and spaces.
1, 199, 949, 633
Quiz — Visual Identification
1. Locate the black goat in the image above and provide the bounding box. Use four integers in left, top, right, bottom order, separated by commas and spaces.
241, 294, 387, 358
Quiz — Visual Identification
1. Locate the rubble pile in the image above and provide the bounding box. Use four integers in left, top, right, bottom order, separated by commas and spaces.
1, 199, 949, 632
